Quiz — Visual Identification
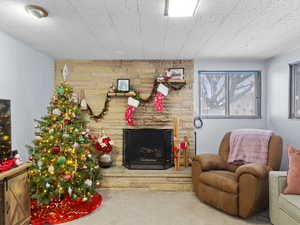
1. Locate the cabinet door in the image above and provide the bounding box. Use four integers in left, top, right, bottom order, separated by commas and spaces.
5, 171, 30, 225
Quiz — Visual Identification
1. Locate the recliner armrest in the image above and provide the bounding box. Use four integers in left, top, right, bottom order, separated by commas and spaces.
236, 163, 271, 179
193, 154, 226, 171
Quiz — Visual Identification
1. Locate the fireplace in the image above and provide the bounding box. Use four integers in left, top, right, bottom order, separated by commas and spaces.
123, 129, 173, 170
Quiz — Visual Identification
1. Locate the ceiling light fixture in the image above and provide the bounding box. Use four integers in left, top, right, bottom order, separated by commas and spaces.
25, 5, 48, 19
165, 0, 200, 17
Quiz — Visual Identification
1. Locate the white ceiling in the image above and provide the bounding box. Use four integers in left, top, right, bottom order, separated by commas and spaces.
0, 0, 300, 60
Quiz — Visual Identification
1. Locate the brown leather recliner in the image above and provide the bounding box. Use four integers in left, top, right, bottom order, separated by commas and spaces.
192, 132, 282, 218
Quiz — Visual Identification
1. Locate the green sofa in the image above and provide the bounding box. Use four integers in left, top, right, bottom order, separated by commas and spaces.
269, 171, 300, 225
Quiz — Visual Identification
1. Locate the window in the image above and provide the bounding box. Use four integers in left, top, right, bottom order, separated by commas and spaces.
199, 71, 261, 118
289, 63, 300, 119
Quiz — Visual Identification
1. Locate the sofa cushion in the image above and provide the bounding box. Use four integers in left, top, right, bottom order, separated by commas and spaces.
279, 193, 300, 223
284, 145, 300, 194
199, 170, 238, 194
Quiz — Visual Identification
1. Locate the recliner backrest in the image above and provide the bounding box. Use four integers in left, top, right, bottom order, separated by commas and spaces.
218, 132, 283, 171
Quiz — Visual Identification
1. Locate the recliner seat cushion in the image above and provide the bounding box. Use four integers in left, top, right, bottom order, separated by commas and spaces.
278, 193, 300, 223
199, 170, 238, 194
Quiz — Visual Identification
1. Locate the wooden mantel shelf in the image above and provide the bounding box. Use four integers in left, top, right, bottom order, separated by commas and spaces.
0, 162, 32, 181
157, 79, 186, 83
107, 91, 136, 97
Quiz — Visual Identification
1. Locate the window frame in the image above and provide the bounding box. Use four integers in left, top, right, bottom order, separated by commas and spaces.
289, 63, 300, 119
198, 70, 262, 119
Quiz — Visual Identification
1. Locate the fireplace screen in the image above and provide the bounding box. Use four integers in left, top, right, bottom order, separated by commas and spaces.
123, 129, 173, 170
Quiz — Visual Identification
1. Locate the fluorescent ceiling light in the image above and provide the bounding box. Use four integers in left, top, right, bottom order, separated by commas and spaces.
165, 0, 200, 17
25, 5, 48, 19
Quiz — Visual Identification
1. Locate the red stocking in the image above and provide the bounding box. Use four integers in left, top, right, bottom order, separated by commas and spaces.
125, 105, 136, 126
125, 97, 140, 126
154, 92, 165, 112
154, 84, 169, 112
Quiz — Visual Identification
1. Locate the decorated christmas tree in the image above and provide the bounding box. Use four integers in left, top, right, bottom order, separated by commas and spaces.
28, 82, 101, 204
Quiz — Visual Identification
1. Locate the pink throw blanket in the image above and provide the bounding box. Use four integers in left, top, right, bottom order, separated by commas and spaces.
228, 129, 273, 165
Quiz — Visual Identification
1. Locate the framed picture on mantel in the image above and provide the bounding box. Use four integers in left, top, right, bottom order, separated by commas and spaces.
117, 79, 130, 92
168, 68, 185, 80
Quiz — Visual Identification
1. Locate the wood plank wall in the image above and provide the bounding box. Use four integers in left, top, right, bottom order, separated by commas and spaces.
55, 60, 194, 166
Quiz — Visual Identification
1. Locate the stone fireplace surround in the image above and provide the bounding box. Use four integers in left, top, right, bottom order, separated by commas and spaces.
55, 60, 194, 190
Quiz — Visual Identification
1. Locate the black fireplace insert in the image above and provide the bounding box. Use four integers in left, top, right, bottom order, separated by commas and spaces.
123, 129, 173, 170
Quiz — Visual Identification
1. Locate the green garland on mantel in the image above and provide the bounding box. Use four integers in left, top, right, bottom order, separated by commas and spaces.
86, 79, 186, 122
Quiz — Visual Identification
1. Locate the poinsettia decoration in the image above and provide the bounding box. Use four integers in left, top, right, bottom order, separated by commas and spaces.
95, 136, 114, 153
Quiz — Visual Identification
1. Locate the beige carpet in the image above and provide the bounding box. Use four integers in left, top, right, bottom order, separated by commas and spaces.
65, 190, 270, 225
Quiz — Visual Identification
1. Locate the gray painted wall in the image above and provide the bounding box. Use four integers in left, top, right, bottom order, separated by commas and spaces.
266, 49, 300, 170
0, 31, 54, 160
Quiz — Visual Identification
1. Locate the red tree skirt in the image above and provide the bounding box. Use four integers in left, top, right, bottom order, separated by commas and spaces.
31, 193, 102, 225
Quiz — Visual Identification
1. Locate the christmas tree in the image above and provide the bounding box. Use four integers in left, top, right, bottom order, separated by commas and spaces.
28, 82, 101, 204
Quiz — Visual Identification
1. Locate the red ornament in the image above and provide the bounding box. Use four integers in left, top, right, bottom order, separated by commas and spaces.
63, 117, 71, 123
42, 148, 47, 153
53, 146, 61, 153
52, 97, 59, 102
64, 173, 72, 180
30, 193, 102, 225
29, 156, 33, 161
56, 124, 62, 129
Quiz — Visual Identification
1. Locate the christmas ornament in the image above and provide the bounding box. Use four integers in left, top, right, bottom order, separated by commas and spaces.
63, 116, 71, 123
57, 156, 66, 164
82, 197, 88, 202
68, 187, 72, 196
73, 142, 80, 149
45, 183, 50, 188
125, 97, 139, 126
72, 193, 78, 199
37, 160, 43, 168
52, 96, 59, 102
63, 133, 70, 138
48, 165, 54, 173
64, 173, 72, 180
79, 136, 85, 143
53, 146, 61, 153
49, 128, 54, 133
84, 179, 92, 187
58, 87, 65, 95
154, 83, 168, 112
52, 108, 61, 115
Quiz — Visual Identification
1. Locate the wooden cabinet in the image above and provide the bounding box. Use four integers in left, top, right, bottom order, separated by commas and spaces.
0, 163, 31, 225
